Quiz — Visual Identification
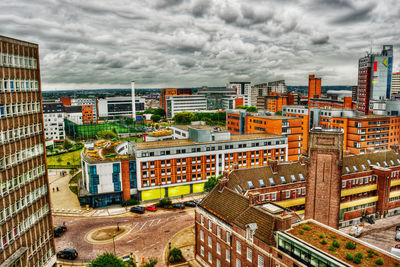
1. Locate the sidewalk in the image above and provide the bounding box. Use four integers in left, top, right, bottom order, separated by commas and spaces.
340, 214, 400, 236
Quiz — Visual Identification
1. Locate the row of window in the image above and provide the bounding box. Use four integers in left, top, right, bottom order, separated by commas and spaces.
0, 184, 48, 224
0, 78, 39, 92
0, 123, 42, 145
31, 247, 54, 267
0, 144, 44, 170
1, 164, 46, 196
0, 102, 41, 118
0, 203, 49, 249
0, 53, 37, 69
342, 176, 375, 188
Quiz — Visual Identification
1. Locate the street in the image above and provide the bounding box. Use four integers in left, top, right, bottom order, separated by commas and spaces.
53, 208, 195, 265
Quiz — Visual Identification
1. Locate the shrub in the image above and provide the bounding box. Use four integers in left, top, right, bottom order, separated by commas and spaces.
345, 241, 356, 250
319, 233, 324, 238
367, 249, 374, 254
345, 253, 353, 261
375, 258, 384, 265
122, 198, 140, 207
320, 239, 327, 245
355, 252, 363, 259
156, 197, 172, 208
394, 261, 399, 266
368, 253, 374, 258
328, 245, 336, 251
299, 230, 304, 234
332, 239, 340, 248
302, 225, 311, 231
168, 248, 183, 263
353, 257, 361, 264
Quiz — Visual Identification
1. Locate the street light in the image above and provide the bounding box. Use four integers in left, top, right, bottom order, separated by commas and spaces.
117, 222, 120, 232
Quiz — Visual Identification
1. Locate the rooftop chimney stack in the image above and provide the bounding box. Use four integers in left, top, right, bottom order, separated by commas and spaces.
268, 159, 278, 173
131, 80, 136, 121
218, 178, 229, 192
248, 192, 260, 205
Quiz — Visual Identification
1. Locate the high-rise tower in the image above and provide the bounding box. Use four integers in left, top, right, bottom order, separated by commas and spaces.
0, 36, 56, 266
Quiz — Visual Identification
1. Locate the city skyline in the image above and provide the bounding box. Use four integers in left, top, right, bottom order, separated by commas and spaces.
0, 0, 399, 90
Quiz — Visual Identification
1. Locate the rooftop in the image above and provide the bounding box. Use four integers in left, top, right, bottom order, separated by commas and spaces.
284, 220, 400, 266
82, 140, 134, 163
135, 133, 282, 150
171, 125, 226, 132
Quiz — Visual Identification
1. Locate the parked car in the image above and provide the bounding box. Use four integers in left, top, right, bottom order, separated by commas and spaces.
184, 201, 197, 207
194, 198, 203, 204
54, 225, 67, 237
57, 248, 78, 260
145, 205, 158, 212
396, 226, 400, 241
173, 203, 185, 209
130, 206, 145, 214
395, 244, 400, 249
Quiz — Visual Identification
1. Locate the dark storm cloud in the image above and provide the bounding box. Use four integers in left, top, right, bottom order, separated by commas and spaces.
0, 0, 397, 89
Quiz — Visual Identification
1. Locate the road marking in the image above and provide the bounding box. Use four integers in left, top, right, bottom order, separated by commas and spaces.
155, 219, 162, 225
139, 221, 147, 231
148, 219, 155, 227
131, 222, 139, 229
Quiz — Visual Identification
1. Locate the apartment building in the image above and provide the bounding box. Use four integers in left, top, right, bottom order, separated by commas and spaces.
282, 105, 310, 153
97, 96, 145, 120
226, 111, 302, 161
227, 82, 251, 106
164, 94, 208, 119
219, 130, 400, 229
42, 101, 65, 144
0, 36, 56, 266
256, 93, 288, 113
71, 98, 97, 123
308, 74, 321, 102
392, 72, 400, 95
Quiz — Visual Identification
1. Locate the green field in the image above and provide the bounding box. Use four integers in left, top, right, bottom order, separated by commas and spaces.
47, 149, 82, 167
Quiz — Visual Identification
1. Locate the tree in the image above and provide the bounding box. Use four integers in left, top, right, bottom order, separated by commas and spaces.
150, 114, 161, 123
143, 107, 155, 114
97, 130, 118, 140
246, 106, 258, 112
172, 111, 196, 124
87, 253, 125, 267
140, 258, 157, 267
275, 111, 282, 116
63, 140, 73, 150
204, 174, 223, 192
153, 108, 166, 117
169, 248, 183, 263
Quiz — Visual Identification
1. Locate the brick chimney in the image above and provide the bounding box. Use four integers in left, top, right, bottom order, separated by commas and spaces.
248, 192, 260, 205
232, 163, 239, 170
391, 144, 400, 154
218, 178, 228, 192
223, 170, 230, 179
299, 156, 307, 165
268, 159, 278, 173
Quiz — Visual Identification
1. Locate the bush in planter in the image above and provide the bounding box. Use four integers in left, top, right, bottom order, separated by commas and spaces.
320, 239, 327, 245
122, 198, 140, 207
375, 258, 384, 265
302, 225, 311, 231
353, 257, 361, 264
168, 248, 183, 264
332, 239, 340, 248
345, 253, 353, 261
345, 241, 356, 250
156, 197, 172, 208
355, 252, 363, 259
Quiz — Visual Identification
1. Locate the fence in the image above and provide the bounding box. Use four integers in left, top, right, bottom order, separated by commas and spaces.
47, 165, 80, 169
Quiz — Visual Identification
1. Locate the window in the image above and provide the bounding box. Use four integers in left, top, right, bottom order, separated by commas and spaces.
217, 226, 221, 237
217, 242, 221, 254
247, 248, 252, 262
208, 252, 212, 263
208, 236, 212, 248
258, 255, 264, 267
216, 258, 221, 267
236, 258, 241, 267
226, 232, 230, 244
200, 245, 204, 256
271, 192, 277, 200
290, 174, 296, 182
285, 191, 290, 198
259, 179, 265, 188
236, 240, 241, 254
208, 220, 212, 231
299, 173, 305, 181
201, 215, 204, 225
200, 230, 204, 241
226, 249, 230, 262
268, 177, 275, 186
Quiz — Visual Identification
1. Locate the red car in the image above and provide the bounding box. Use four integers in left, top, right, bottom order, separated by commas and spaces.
395, 244, 400, 249
145, 205, 157, 212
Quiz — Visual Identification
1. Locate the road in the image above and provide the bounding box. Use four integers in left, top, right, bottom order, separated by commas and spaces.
53, 209, 195, 265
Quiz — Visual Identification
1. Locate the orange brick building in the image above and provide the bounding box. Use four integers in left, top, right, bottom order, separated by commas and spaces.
160, 88, 192, 110
308, 74, 321, 101
227, 111, 302, 161
81, 104, 94, 124
257, 92, 288, 113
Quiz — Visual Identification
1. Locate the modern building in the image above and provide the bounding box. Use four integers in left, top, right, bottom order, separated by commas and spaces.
81, 127, 289, 204
164, 94, 208, 119
227, 82, 251, 106
392, 72, 400, 96
308, 74, 321, 102
70, 98, 97, 123
226, 110, 302, 161
357, 45, 393, 114
256, 92, 288, 113
0, 36, 56, 266
64, 105, 83, 124
160, 88, 192, 111
197, 86, 236, 110
97, 96, 145, 120
42, 101, 65, 144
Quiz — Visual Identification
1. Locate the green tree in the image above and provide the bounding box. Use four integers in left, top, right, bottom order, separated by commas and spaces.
97, 130, 118, 140
143, 107, 155, 114
246, 106, 258, 112
275, 111, 282, 116
63, 140, 73, 150
140, 258, 157, 267
87, 253, 125, 267
150, 114, 161, 123
169, 248, 183, 263
153, 108, 166, 117
204, 174, 223, 192
172, 111, 196, 124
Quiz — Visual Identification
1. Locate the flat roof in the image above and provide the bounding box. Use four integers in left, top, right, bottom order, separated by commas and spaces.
135, 133, 282, 150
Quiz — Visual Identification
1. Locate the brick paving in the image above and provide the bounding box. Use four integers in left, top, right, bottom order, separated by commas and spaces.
53, 209, 195, 266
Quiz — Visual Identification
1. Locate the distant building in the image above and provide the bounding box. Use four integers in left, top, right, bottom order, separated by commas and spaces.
308, 74, 321, 102
65, 105, 83, 124
42, 101, 65, 144
97, 96, 145, 120
357, 45, 393, 114
71, 98, 97, 123
197, 86, 236, 110
227, 82, 251, 106
392, 72, 400, 96
164, 94, 208, 119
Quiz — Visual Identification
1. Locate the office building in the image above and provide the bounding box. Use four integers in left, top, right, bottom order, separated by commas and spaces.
97, 96, 145, 120
164, 94, 208, 119
42, 101, 65, 145
227, 82, 251, 106
0, 36, 56, 266
308, 74, 321, 102
160, 88, 192, 111
357, 45, 393, 114
81, 127, 288, 204
70, 98, 97, 123
256, 93, 288, 113
227, 110, 302, 161
392, 72, 400, 95
197, 86, 236, 110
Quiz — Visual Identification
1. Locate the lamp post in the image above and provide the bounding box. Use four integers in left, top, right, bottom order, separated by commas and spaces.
112, 232, 116, 255
117, 222, 120, 232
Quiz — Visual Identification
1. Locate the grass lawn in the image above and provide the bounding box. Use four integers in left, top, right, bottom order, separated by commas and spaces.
47, 149, 82, 166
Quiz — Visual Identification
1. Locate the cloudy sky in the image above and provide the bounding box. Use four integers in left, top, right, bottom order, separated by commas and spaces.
1, 0, 399, 90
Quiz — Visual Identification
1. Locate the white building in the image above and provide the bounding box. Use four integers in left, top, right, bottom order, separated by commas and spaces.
97, 96, 146, 120
392, 72, 400, 95
227, 82, 251, 106
165, 94, 207, 119
42, 101, 65, 144
71, 98, 97, 121
65, 106, 83, 124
